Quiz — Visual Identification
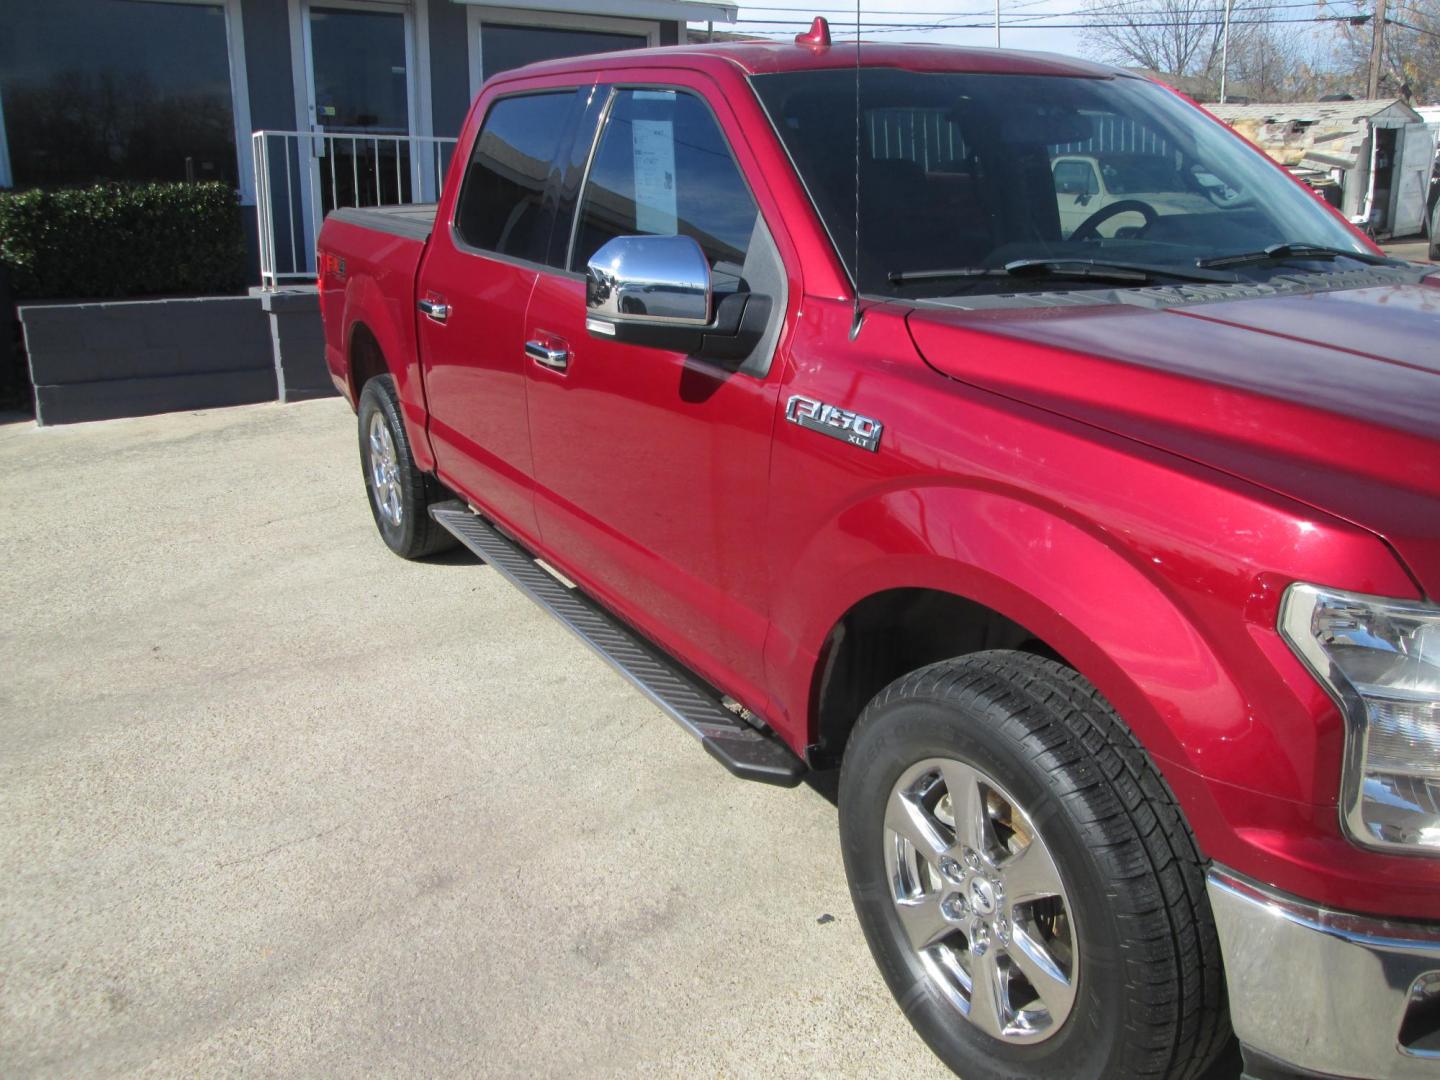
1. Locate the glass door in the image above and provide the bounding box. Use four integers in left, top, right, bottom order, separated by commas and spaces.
304, 3, 415, 213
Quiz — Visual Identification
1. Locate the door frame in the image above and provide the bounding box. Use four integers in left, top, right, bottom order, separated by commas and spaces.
466, 7, 660, 98
287, 0, 434, 270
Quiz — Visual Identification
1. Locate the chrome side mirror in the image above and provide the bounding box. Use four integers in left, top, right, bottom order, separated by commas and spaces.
586, 235, 711, 325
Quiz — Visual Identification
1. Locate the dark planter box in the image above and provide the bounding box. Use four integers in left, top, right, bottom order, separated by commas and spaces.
21, 296, 276, 426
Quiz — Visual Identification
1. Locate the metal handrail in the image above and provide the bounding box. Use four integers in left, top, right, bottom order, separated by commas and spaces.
252, 129, 458, 290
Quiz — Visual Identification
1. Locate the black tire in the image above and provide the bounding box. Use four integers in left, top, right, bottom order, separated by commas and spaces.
839, 650, 1230, 1080
357, 375, 456, 559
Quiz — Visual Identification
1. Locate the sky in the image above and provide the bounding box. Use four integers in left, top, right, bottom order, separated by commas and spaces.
720, 0, 1099, 57
694, 0, 1346, 66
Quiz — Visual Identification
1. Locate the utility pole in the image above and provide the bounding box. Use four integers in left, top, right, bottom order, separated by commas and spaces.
1367, 0, 1388, 98
1219, 0, 1235, 103
995, 0, 1001, 47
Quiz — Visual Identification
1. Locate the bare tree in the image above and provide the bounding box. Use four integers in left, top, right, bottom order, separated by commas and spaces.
1080, 0, 1230, 79
1079, 0, 1306, 97
1226, 21, 1312, 99
1326, 0, 1440, 100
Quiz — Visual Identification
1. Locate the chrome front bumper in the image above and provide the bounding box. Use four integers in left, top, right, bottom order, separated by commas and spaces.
1208, 866, 1440, 1079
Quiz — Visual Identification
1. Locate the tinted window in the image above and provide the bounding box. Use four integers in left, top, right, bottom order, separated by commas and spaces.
1053, 160, 1098, 196
479, 24, 646, 80
0, 0, 237, 188
455, 91, 576, 262
752, 69, 1368, 296
571, 90, 758, 282
310, 7, 408, 133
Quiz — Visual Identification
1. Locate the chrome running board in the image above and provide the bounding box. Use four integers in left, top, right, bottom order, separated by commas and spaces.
430, 502, 806, 787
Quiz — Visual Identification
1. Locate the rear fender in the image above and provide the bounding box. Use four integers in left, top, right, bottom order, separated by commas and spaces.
341, 269, 433, 471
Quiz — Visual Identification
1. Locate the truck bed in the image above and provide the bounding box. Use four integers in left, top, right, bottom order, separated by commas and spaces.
327, 203, 437, 243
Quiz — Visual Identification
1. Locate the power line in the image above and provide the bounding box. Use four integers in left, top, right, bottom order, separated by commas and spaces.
720, 13, 1370, 28
726, 12, 1361, 24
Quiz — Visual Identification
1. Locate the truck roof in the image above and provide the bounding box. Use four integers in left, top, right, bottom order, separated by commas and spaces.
490, 39, 1123, 84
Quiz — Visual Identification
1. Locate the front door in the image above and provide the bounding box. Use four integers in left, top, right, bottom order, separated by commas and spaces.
523, 85, 787, 705
418, 88, 590, 542
303, 2, 415, 216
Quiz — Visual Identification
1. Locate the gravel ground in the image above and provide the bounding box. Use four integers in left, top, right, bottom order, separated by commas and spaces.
0, 398, 953, 1079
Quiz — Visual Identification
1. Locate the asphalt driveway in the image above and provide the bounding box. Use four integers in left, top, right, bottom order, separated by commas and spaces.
0, 399, 951, 1078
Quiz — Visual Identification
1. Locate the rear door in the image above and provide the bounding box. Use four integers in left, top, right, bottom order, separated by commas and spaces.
522, 81, 791, 703
1392, 123, 1436, 238
417, 86, 597, 540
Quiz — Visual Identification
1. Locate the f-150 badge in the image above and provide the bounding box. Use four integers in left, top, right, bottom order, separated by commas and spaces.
785, 395, 883, 453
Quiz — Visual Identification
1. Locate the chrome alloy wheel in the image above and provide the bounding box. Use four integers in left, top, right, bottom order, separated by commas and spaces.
367, 411, 403, 528
885, 758, 1079, 1044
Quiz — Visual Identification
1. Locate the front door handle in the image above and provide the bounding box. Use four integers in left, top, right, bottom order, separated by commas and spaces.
525, 339, 569, 371
418, 297, 449, 323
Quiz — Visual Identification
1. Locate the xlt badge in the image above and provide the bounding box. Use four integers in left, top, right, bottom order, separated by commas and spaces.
785, 395, 883, 453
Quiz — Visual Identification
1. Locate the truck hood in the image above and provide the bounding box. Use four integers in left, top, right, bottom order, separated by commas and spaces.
906, 275, 1440, 597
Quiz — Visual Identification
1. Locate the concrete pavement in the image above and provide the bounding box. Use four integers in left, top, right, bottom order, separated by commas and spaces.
0, 399, 952, 1079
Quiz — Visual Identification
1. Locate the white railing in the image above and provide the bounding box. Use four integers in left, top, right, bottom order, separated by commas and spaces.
252, 130, 458, 290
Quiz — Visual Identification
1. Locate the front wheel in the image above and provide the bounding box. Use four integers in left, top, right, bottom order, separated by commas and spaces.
357, 375, 456, 559
839, 651, 1231, 1080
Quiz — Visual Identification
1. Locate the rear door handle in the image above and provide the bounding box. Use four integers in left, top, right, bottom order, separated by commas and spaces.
418, 297, 449, 323
525, 339, 569, 371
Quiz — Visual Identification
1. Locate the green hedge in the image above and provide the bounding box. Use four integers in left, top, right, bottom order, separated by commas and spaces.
0, 182, 246, 301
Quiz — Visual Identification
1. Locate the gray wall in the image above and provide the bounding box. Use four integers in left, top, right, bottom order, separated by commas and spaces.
241, 0, 303, 281
241, 0, 298, 134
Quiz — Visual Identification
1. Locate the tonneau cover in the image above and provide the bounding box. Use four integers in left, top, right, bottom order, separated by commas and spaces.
327, 204, 437, 243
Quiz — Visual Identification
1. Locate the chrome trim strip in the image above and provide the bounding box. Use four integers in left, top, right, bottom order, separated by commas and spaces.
564, 85, 617, 273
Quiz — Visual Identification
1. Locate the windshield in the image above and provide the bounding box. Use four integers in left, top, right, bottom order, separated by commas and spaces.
750, 69, 1370, 297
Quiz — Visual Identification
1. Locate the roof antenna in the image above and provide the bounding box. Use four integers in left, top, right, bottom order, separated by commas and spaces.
849, 0, 864, 341
795, 15, 830, 46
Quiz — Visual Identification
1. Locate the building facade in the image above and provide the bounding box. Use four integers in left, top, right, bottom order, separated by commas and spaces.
0, 0, 734, 279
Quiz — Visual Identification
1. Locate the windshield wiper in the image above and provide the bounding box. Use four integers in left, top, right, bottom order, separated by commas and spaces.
888, 258, 1237, 287
1196, 242, 1400, 270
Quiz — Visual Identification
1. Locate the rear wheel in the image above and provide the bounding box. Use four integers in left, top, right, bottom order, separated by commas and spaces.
839, 650, 1230, 1080
357, 375, 456, 559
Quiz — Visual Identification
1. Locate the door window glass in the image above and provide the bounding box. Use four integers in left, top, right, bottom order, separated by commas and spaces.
0, 0, 237, 188
1053, 160, 1099, 196
309, 7, 409, 134
309, 7, 412, 209
454, 91, 577, 262
570, 90, 758, 286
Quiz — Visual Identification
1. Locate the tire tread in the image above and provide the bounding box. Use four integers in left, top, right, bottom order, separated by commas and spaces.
852, 650, 1231, 1080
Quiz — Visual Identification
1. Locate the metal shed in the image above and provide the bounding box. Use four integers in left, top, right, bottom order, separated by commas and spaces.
1207, 98, 1436, 239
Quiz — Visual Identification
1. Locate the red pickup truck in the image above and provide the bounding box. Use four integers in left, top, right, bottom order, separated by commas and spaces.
318, 32, 1440, 1080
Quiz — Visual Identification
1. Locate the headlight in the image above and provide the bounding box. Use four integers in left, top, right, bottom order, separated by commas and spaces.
1280, 584, 1440, 854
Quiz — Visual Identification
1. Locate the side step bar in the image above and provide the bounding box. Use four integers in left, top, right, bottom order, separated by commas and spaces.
430, 503, 806, 787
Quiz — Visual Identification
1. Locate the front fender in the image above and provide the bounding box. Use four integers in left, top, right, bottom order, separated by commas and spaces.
771, 483, 1234, 772
763, 467, 1414, 864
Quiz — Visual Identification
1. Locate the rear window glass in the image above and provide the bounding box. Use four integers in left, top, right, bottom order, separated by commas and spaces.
454, 91, 576, 262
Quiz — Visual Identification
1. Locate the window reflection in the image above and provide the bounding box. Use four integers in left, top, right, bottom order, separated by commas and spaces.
309, 7, 408, 134
308, 7, 414, 215
0, 0, 237, 188
479, 24, 647, 80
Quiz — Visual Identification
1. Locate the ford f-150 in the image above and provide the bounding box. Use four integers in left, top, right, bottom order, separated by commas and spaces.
317, 28, 1440, 1080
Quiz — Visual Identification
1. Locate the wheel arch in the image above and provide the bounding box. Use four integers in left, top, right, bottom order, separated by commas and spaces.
347, 321, 388, 403
339, 269, 434, 472
772, 483, 1245, 849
